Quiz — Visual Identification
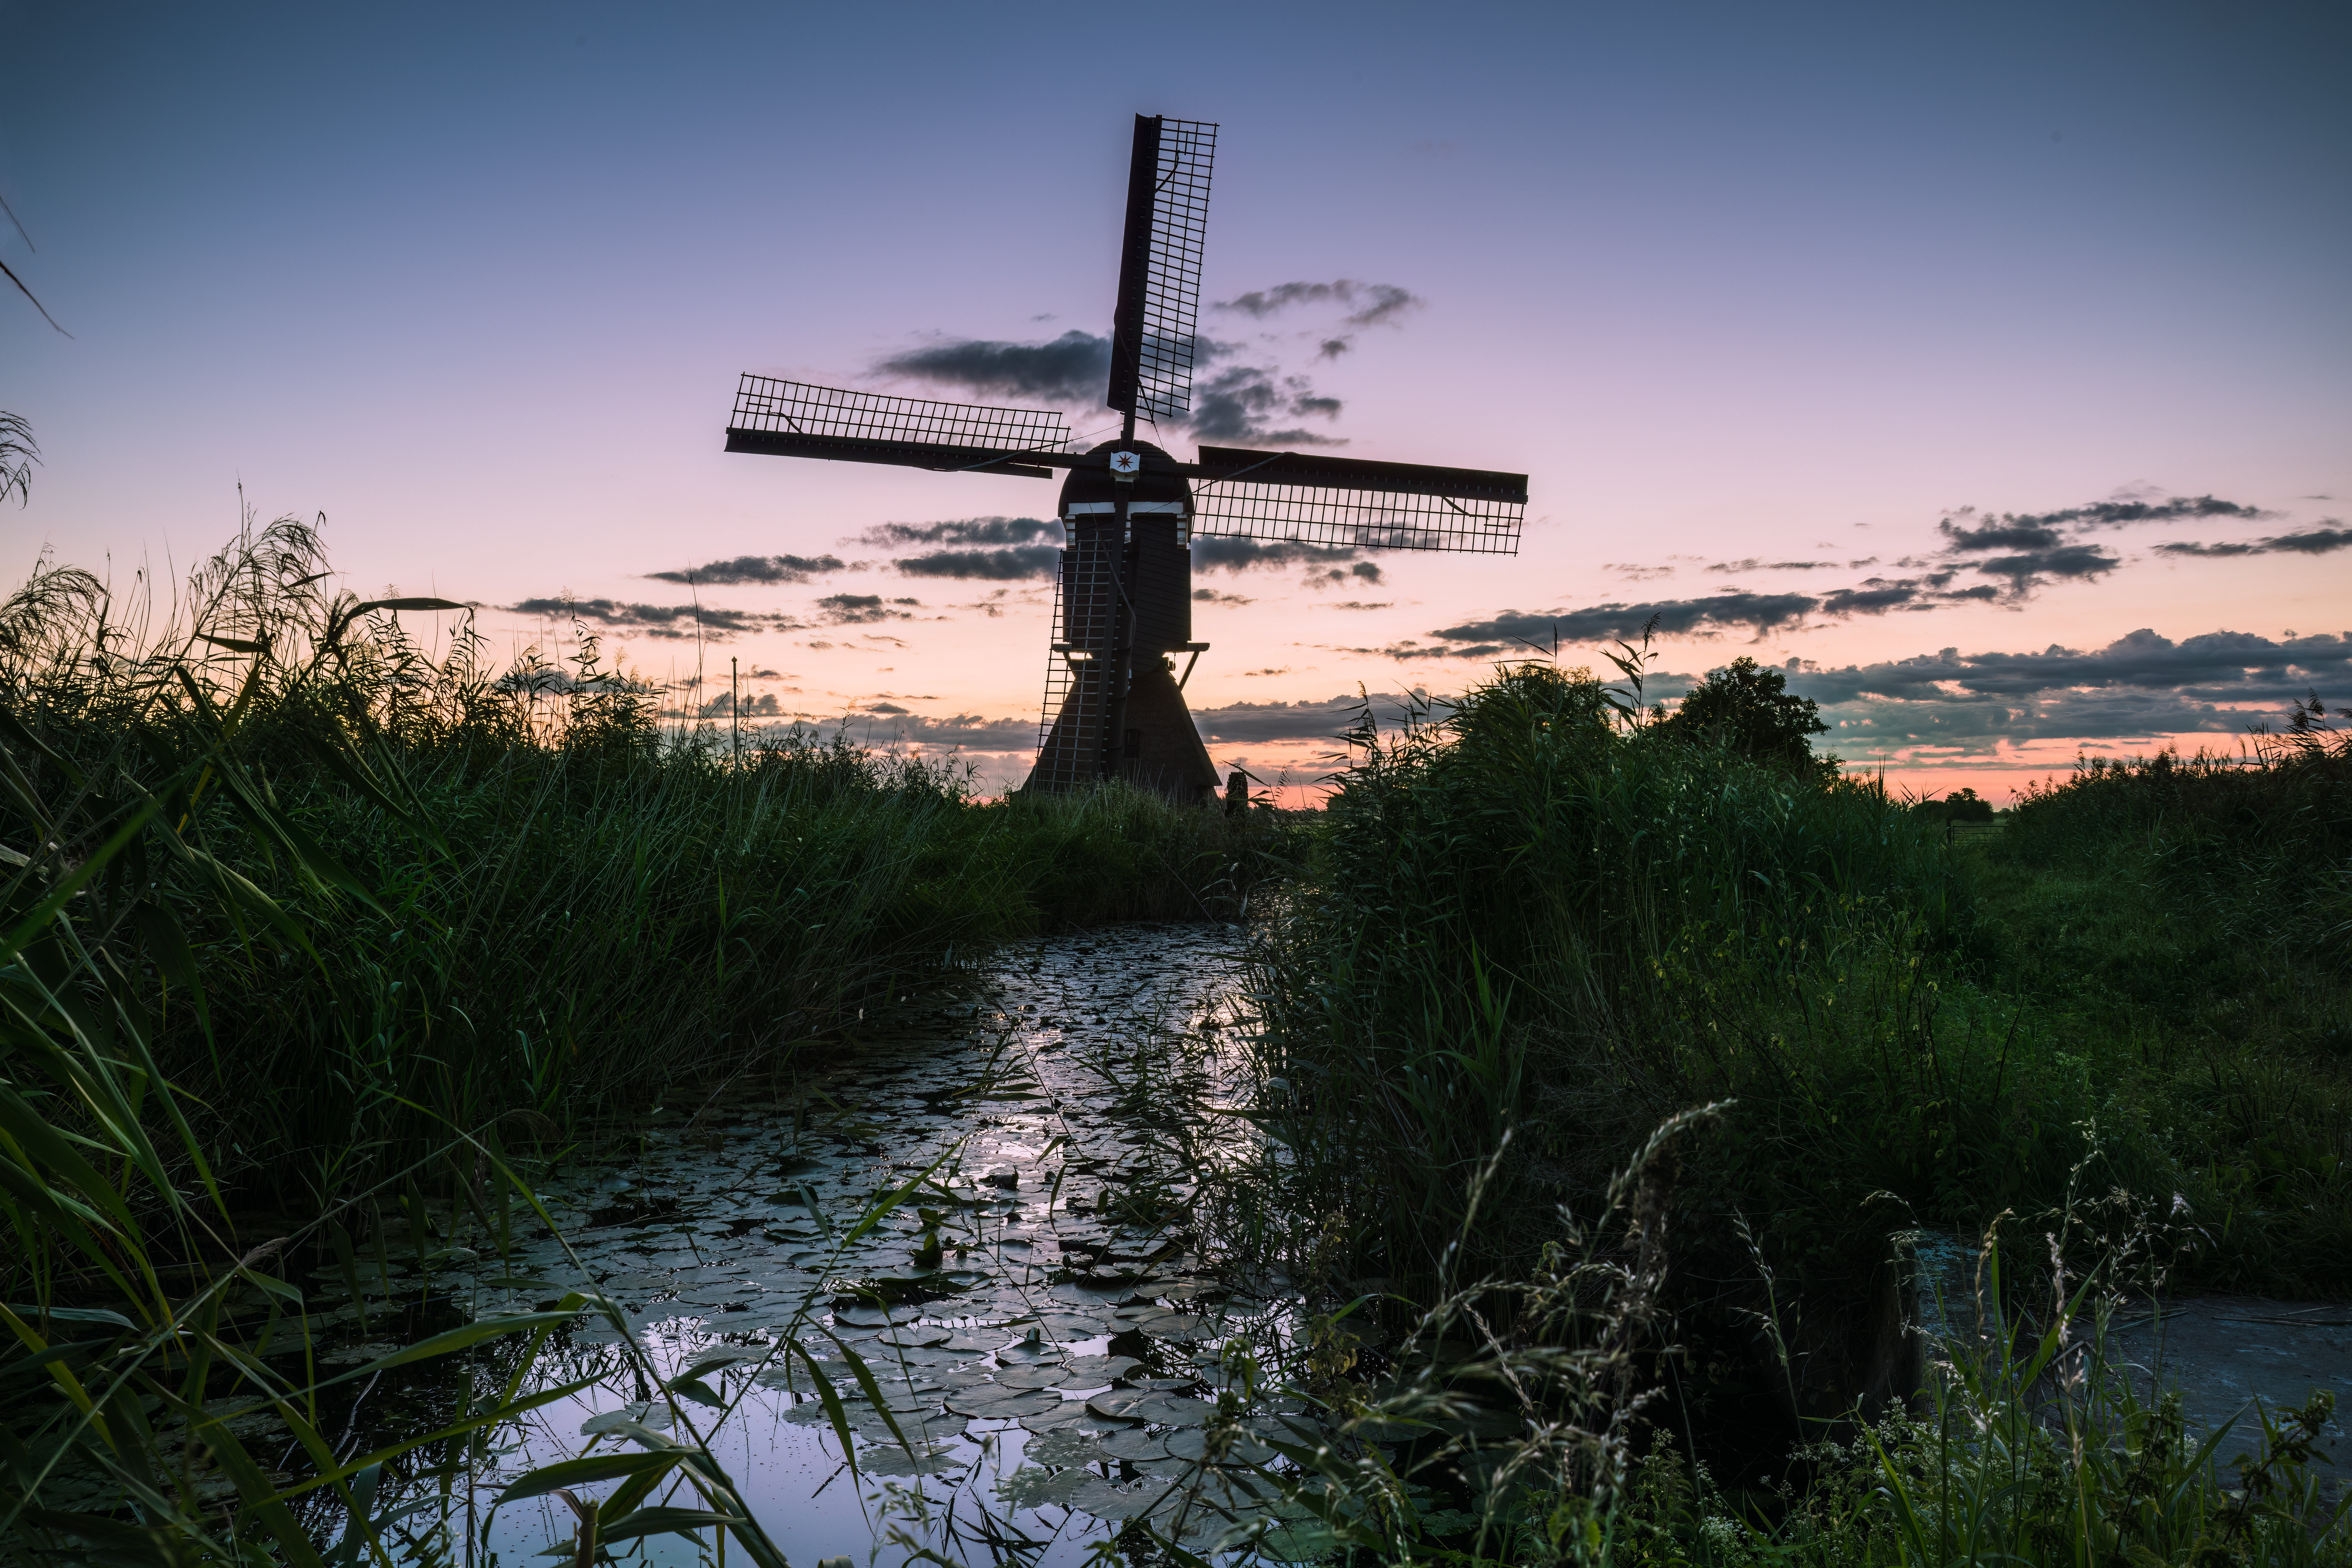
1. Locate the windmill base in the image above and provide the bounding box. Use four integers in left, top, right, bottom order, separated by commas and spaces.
1024, 662, 1219, 804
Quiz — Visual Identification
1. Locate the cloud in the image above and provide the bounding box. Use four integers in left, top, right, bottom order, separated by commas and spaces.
815, 594, 919, 625
503, 598, 800, 640
1782, 628, 2352, 756
1187, 363, 1347, 445
1193, 588, 1254, 606
2155, 525, 2352, 559
1937, 519, 2064, 552
815, 711, 1040, 753
1192, 691, 1427, 745
1327, 601, 1394, 611
1708, 558, 1842, 572
874, 330, 1109, 403
1988, 495, 2274, 531
1242, 666, 1290, 676
1426, 592, 1823, 650
1215, 280, 1423, 329
1967, 543, 2121, 596
1607, 562, 1677, 581
1212, 279, 1424, 370
649, 554, 848, 585
894, 547, 1060, 580
1192, 538, 1364, 574
856, 516, 1062, 548
697, 691, 784, 719
850, 517, 1066, 582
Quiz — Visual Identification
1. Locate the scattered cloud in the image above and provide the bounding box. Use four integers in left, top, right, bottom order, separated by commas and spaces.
874, 330, 1109, 403
1187, 363, 1347, 445
1707, 558, 1842, 572
1426, 592, 1822, 650
856, 517, 1061, 548
852, 517, 1065, 582
1193, 588, 1254, 606
1607, 562, 1677, 581
2155, 524, 2352, 559
1305, 561, 1385, 590
894, 547, 1060, 580
503, 598, 800, 640
1216, 279, 1423, 328
1192, 539, 1364, 574
1212, 278, 1424, 371
815, 594, 919, 625
1326, 600, 1394, 611
697, 691, 784, 719
1241, 666, 1290, 676
1783, 628, 2352, 756
649, 554, 848, 585
1980, 494, 2276, 532
816, 710, 1039, 753
1192, 690, 1427, 745
1967, 544, 2121, 596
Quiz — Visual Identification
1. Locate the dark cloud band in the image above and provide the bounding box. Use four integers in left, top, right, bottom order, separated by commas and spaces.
648, 554, 847, 585
503, 598, 800, 640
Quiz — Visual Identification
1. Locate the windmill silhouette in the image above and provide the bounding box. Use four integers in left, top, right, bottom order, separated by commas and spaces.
725, 115, 1528, 800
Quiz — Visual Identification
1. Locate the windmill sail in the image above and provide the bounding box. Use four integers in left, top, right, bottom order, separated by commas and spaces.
1187, 444, 1528, 554
1105, 116, 1217, 422
724, 376, 1070, 477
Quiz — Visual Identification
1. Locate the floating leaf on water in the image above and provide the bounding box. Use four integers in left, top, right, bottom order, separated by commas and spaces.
857, 1443, 964, 1478
1098, 1426, 1166, 1462
1022, 1428, 1104, 1467
1062, 1354, 1143, 1383
1086, 1388, 1158, 1420
997, 1465, 1089, 1508
993, 1362, 1068, 1390
1020, 1404, 1124, 1436
1065, 1474, 1170, 1521
872, 1326, 952, 1349
944, 1384, 1065, 1418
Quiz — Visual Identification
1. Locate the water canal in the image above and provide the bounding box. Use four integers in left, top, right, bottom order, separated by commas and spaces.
309, 921, 1358, 1565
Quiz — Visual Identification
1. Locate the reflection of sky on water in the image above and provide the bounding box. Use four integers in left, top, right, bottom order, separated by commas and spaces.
335, 923, 1330, 1564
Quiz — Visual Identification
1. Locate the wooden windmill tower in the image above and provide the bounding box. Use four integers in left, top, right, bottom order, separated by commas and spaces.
725, 115, 1529, 800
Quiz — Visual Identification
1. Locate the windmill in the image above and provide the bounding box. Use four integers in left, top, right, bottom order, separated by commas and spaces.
725, 115, 1528, 800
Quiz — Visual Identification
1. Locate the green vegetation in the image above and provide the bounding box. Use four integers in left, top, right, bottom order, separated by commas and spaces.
7, 482, 2349, 1563
0, 515, 1276, 1563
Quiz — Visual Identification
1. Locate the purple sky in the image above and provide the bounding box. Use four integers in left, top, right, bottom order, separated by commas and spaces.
6, 1, 2347, 800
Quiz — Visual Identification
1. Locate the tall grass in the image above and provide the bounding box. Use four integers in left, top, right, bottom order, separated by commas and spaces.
1246, 664, 1973, 1289
1, 517, 1271, 1218
2000, 721, 2352, 972
0, 516, 1279, 1560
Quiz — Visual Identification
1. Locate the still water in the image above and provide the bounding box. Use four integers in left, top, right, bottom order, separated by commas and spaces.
312, 922, 1344, 1565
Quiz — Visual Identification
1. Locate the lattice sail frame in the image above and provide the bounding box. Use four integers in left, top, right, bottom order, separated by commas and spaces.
731, 375, 1070, 452
1109, 118, 1217, 422
1190, 483, 1525, 554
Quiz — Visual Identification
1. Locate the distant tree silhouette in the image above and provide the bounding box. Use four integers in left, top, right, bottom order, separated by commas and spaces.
1659, 655, 1831, 773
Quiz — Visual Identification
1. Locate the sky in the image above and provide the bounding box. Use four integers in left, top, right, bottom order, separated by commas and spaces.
4, 0, 2347, 802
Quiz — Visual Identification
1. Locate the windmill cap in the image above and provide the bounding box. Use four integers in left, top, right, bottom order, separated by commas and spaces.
1060, 440, 1194, 518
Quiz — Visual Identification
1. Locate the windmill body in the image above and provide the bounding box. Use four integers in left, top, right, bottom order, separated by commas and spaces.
725, 116, 1529, 799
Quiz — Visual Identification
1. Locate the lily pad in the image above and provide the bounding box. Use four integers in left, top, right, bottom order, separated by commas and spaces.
994, 1362, 1069, 1390
944, 1384, 1064, 1418
997, 1465, 1088, 1509
858, 1443, 964, 1478
1022, 1428, 1103, 1467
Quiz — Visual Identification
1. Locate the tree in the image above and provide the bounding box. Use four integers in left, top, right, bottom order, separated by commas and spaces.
1659, 656, 1830, 771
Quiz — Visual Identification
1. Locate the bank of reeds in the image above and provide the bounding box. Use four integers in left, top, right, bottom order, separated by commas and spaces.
1243, 663, 1981, 1290
1, 518, 1271, 1218
2000, 709, 2352, 973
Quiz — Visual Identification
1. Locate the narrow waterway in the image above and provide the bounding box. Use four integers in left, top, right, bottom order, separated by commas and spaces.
313, 921, 1346, 1565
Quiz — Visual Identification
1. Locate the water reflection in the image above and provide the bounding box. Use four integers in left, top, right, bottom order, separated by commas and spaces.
320, 923, 1335, 1565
